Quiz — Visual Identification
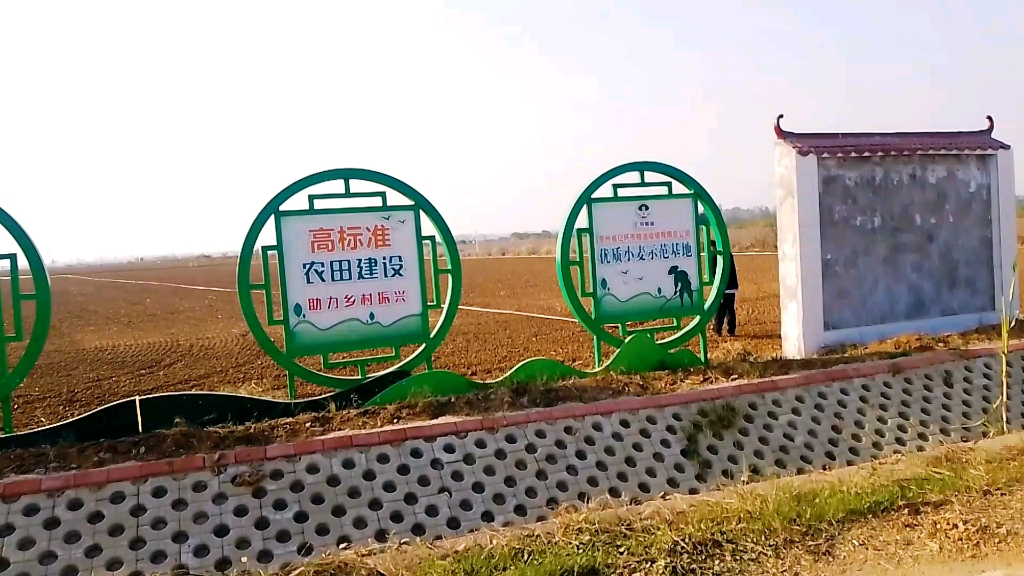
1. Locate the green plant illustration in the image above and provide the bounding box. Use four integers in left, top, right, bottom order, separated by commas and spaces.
290, 315, 424, 356
365, 332, 701, 406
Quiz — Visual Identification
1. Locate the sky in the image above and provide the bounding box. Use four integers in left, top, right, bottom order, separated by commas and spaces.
1, 0, 1021, 263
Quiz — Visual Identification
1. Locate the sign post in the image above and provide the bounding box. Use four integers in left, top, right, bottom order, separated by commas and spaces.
237, 169, 461, 398
556, 161, 731, 369
0, 207, 51, 434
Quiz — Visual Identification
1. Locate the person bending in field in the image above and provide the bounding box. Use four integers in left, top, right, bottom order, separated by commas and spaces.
709, 241, 739, 337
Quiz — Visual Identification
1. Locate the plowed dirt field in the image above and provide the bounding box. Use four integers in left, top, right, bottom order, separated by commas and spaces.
1, 253, 1018, 432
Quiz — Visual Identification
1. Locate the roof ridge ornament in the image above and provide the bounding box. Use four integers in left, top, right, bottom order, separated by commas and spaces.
774, 114, 787, 139
985, 115, 995, 134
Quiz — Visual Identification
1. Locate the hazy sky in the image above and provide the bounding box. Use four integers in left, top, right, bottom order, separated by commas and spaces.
1, 1, 1021, 262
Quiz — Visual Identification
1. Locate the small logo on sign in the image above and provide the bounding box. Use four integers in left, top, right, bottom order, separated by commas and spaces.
634, 203, 655, 228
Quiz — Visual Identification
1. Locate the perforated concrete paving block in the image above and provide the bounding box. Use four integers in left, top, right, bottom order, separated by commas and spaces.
368, 474, 407, 506
86, 528, 132, 569
396, 436, 433, 463
296, 487, 337, 524
93, 552, 132, 576
503, 450, 536, 477
3, 522, 48, 567
136, 507, 179, 545
523, 422, 558, 448
49, 495, 89, 528
405, 469, 442, 500
545, 417, 575, 439
257, 526, 301, 569
495, 426, 528, 453
329, 451, 365, 479
343, 508, 382, 546
12, 496, 53, 530
411, 493, 451, 538
338, 480, 376, 512
572, 468, 613, 502
432, 435, 470, 465
299, 515, 336, 552
181, 538, 221, 572
456, 433, 491, 461
132, 537, 178, 575
445, 492, 485, 533
294, 454, 332, 486
249, 543, 290, 573
136, 478, 177, 512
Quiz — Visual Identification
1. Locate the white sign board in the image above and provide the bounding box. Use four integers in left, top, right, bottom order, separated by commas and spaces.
590, 196, 701, 323
277, 207, 426, 355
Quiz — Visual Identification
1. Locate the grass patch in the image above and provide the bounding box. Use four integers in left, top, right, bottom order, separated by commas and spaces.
283, 436, 1024, 576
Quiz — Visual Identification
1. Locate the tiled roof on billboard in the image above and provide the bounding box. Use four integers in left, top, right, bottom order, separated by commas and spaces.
774, 114, 1010, 156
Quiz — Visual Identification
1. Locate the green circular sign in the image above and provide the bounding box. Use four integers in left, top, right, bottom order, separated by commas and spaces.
237, 169, 462, 392
555, 161, 732, 354
0, 206, 52, 433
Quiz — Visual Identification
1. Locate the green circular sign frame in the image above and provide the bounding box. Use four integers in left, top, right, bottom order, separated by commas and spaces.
0, 206, 52, 433
236, 168, 462, 391
555, 161, 732, 353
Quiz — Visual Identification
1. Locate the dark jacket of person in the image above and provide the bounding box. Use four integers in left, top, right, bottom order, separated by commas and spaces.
710, 254, 739, 292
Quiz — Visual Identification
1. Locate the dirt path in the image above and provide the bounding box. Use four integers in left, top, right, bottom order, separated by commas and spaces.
844, 556, 1024, 576
794, 474, 1024, 576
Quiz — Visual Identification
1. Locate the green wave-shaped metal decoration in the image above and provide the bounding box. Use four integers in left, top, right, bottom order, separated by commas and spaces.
365, 333, 701, 406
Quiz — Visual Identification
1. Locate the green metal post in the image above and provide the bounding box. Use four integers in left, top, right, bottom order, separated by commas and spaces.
0, 273, 6, 387
1, 396, 13, 435
286, 372, 296, 400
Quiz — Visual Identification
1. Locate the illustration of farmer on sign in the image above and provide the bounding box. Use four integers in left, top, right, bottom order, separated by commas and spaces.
591, 196, 703, 324
665, 265, 694, 308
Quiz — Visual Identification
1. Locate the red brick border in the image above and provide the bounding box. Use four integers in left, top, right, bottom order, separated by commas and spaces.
2, 342, 1018, 498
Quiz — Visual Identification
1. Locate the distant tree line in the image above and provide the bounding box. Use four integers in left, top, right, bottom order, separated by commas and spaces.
466, 208, 781, 244
457, 230, 557, 245
722, 206, 776, 229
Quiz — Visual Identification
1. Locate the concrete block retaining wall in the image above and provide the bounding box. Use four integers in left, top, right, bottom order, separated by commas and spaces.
1, 345, 1022, 575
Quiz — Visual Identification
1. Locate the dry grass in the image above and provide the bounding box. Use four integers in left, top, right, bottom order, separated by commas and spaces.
238, 434, 1024, 576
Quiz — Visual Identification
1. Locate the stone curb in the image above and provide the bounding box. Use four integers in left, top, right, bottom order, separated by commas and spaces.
3, 340, 1020, 498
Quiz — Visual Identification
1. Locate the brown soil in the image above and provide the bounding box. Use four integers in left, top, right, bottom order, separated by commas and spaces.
1, 253, 1022, 477
5, 254, 785, 430
779, 485, 1024, 576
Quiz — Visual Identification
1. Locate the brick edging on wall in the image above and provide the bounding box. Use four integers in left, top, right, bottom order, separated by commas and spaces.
4, 341, 1020, 499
